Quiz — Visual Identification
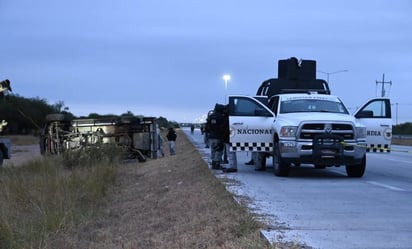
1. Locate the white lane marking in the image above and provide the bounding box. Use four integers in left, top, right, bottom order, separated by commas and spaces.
367, 181, 406, 192
367, 153, 412, 164
383, 158, 412, 164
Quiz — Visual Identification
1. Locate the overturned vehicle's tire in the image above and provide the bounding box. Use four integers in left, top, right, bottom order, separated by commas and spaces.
46, 113, 71, 122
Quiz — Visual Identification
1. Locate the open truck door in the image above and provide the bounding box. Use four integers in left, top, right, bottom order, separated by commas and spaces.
228, 96, 275, 152
354, 98, 392, 152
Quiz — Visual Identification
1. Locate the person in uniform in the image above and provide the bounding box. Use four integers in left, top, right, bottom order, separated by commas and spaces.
203, 110, 214, 148
166, 127, 177, 155
206, 104, 227, 169
221, 104, 237, 173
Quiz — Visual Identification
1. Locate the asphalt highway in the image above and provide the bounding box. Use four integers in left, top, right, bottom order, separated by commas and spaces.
183, 127, 412, 249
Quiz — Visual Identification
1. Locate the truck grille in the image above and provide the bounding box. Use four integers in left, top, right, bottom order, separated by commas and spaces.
299, 123, 354, 140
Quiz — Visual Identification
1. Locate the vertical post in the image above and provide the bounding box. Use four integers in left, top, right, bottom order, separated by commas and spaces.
396, 102, 398, 125
376, 73, 392, 97
222, 74, 231, 104
152, 120, 158, 159
224, 79, 228, 104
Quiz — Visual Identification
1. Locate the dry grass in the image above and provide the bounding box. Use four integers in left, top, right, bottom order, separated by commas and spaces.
0, 155, 117, 249
44, 129, 275, 249
391, 138, 412, 146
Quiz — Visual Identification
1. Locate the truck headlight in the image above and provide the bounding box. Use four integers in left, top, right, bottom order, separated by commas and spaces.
356, 127, 367, 139
280, 126, 297, 138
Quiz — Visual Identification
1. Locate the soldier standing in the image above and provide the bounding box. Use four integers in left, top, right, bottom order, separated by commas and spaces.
203, 110, 214, 149
221, 105, 237, 173
166, 127, 177, 155
207, 104, 227, 169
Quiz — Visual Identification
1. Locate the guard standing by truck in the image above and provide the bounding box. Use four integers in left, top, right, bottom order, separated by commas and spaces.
207, 104, 227, 169
203, 110, 214, 148
221, 105, 237, 173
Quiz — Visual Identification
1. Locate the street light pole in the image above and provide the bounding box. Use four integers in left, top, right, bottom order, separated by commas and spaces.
317, 69, 348, 84
222, 74, 231, 104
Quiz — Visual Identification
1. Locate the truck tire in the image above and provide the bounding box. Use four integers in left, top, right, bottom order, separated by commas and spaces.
46, 114, 69, 122
273, 141, 290, 177
345, 155, 366, 177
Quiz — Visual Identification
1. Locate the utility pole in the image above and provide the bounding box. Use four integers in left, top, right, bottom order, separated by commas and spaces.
376, 73, 392, 97
396, 102, 398, 125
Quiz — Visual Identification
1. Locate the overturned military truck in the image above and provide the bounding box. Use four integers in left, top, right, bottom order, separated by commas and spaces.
39, 114, 161, 162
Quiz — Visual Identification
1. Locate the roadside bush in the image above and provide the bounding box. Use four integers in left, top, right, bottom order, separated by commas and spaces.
0, 148, 119, 249
61, 143, 124, 168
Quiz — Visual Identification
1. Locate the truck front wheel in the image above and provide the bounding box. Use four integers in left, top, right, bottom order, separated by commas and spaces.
273, 142, 290, 177
345, 155, 366, 177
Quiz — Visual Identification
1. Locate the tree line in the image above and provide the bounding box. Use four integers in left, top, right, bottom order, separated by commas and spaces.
0, 94, 178, 135
393, 122, 412, 135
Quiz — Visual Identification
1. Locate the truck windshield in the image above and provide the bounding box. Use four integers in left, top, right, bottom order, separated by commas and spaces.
280, 99, 349, 114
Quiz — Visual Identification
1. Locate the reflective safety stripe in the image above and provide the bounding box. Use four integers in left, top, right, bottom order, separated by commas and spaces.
230, 142, 273, 152
366, 144, 390, 153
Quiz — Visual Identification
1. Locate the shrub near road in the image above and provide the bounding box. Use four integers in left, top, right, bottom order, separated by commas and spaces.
0, 150, 118, 249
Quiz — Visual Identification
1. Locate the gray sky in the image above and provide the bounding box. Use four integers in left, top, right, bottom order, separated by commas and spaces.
1, 0, 411, 123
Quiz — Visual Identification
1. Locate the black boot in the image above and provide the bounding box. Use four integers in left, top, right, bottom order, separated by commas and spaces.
211, 161, 221, 170
223, 168, 238, 173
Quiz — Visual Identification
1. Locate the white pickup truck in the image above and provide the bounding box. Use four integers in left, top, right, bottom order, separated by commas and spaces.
228, 92, 392, 177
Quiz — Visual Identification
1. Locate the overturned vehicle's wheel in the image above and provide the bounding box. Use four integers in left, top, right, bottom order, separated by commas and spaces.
46, 113, 70, 122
